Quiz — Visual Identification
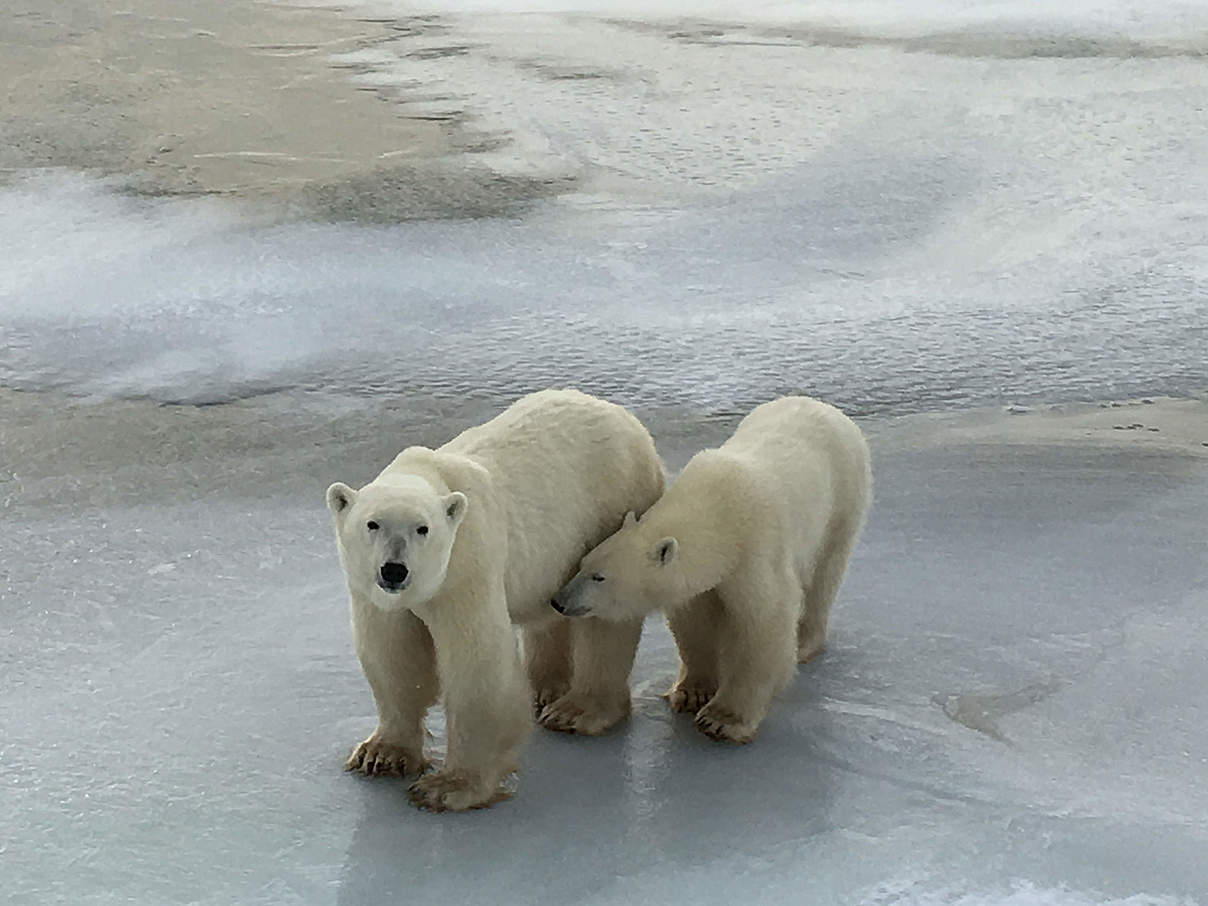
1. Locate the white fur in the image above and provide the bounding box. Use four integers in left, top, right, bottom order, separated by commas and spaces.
328, 389, 664, 810
554, 396, 872, 744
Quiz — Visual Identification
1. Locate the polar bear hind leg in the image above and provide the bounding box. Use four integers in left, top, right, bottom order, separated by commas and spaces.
797, 519, 861, 664
538, 616, 642, 736
524, 619, 573, 710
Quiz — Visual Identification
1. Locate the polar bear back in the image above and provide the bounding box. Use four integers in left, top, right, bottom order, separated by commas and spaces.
703, 396, 871, 585
443, 389, 664, 624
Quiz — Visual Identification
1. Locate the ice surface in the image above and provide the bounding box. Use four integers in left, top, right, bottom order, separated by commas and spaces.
2, 395, 1206, 905
3, 148, 1206, 412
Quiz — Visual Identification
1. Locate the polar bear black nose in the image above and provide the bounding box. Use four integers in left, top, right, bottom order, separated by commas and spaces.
379, 561, 409, 586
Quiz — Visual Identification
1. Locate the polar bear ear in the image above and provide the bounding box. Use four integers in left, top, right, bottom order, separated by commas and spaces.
443, 491, 468, 528
326, 482, 357, 516
622, 510, 638, 529
653, 537, 678, 566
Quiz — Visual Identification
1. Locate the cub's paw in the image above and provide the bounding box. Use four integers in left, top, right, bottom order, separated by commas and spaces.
539, 692, 630, 736
694, 703, 758, 745
664, 680, 718, 714
344, 734, 423, 777
797, 632, 826, 664
407, 770, 505, 812
533, 683, 571, 713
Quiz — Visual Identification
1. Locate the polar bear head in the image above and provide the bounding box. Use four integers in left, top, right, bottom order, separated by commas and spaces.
326, 474, 468, 613
551, 510, 685, 620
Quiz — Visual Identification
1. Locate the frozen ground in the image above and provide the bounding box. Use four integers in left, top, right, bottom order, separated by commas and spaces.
2, 0, 1208, 904
2, 392, 1206, 905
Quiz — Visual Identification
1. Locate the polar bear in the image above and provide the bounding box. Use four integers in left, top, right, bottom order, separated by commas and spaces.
326, 389, 663, 811
551, 396, 871, 744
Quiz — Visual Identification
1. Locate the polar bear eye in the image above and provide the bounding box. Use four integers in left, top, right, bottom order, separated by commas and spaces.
416, 525, 429, 536
590, 572, 606, 582
366, 521, 379, 531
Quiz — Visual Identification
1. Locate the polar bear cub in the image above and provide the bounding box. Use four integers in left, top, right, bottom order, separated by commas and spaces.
552, 396, 871, 744
327, 389, 663, 811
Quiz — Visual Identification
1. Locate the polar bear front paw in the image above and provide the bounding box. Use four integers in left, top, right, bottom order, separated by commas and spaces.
407, 770, 505, 812
345, 734, 424, 776
694, 702, 758, 744
538, 692, 630, 736
665, 679, 718, 714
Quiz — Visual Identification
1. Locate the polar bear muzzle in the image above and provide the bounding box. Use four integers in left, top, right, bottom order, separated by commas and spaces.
377, 561, 410, 592
550, 573, 592, 617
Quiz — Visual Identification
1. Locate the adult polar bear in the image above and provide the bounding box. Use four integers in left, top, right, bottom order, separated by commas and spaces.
326, 389, 663, 811
552, 396, 871, 745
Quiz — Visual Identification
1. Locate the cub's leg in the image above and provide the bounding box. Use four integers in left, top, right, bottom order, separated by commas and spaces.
665, 590, 723, 714
695, 568, 797, 744
523, 618, 572, 711
798, 521, 860, 663
539, 615, 643, 736
346, 597, 437, 777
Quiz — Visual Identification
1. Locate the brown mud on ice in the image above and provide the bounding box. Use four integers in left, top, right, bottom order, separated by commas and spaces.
0, 0, 570, 221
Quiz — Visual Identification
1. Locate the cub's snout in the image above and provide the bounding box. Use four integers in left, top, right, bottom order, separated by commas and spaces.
549, 577, 591, 617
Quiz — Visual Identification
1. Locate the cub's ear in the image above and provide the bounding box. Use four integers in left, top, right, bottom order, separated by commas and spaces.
326, 482, 357, 516
622, 510, 638, 529
653, 537, 678, 566
444, 491, 468, 528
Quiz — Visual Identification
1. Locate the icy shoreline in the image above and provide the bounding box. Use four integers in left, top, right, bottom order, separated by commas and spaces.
4, 170, 1206, 414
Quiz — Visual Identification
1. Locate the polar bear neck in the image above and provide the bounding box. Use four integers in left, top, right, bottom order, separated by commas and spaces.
643, 454, 744, 598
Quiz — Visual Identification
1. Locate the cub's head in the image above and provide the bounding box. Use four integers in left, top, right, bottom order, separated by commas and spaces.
326, 475, 467, 613
551, 511, 685, 621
